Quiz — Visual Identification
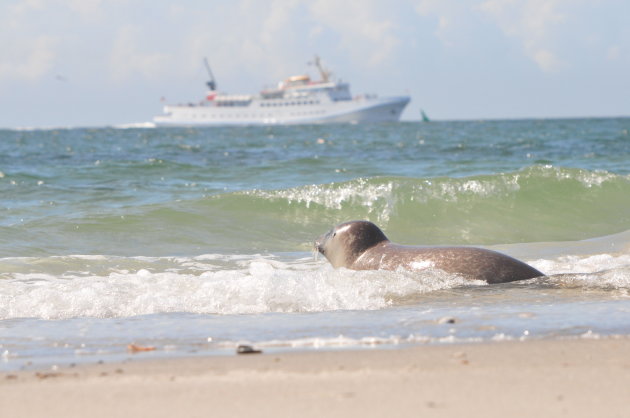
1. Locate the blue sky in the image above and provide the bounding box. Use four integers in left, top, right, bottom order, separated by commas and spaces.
1, 0, 628, 127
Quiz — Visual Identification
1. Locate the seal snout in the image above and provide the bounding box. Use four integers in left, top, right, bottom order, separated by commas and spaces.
314, 234, 326, 255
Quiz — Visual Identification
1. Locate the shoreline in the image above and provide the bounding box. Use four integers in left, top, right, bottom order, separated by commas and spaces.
2, 338, 630, 417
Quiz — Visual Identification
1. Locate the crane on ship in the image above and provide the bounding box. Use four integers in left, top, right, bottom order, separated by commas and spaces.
309, 55, 331, 82
204, 57, 217, 91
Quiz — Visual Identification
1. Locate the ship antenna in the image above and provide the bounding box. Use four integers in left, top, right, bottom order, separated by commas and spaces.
203, 57, 217, 91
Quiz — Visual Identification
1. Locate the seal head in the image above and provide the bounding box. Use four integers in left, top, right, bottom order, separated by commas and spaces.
316, 220, 388, 268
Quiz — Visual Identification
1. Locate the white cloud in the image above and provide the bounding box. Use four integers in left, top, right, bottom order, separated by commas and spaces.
260, 0, 300, 46
606, 45, 620, 61
414, 0, 469, 47
66, 0, 104, 20
159, 0, 404, 87
532, 49, 563, 72
0, 1, 56, 82
309, 0, 401, 66
0, 36, 58, 81
108, 25, 170, 82
163, 0, 307, 85
478, 0, 567, 72
6, 0, 46, 17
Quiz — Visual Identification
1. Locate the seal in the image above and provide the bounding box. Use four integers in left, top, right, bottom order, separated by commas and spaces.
315, 220, 543, 283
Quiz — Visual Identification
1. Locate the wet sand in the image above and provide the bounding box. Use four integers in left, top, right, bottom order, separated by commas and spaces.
2, 338, 630, 418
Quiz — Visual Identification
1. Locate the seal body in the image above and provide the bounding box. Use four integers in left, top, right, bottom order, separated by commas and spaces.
315, 221, 543, 284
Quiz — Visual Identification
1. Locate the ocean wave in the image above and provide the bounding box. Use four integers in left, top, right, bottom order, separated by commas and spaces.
2, 166, 630, 256
0, 255, 479, 320
3, 243, 630, 320
202, 165, 630, 246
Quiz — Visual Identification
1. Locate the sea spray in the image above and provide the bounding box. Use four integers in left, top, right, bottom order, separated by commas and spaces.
0, 254, 481, 320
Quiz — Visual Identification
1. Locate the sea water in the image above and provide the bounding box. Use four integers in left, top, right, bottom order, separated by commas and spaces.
1, 119, 629, 371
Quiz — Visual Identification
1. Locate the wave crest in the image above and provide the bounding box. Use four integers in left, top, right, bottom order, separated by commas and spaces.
0, 255, 477, 320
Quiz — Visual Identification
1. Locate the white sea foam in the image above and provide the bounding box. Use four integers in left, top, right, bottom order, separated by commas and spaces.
6, 125, 75, 131
252, 178, 397, 223
531, 253, 630, 275
521, 251, 630, 295
432, 175, 521, 202
112, 122, 156, 129
0, 257, 474, 320
217, 334, 486, 350
2, 247, 630, 321
529, 165, 621, 187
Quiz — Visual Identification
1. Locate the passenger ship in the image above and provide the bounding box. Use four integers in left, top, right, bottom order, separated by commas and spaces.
153, 57, 410, 126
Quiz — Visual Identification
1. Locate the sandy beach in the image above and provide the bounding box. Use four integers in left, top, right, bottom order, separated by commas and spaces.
2, 338, 629, 418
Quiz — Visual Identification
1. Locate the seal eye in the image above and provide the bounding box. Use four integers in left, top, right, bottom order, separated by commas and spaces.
333, 232, 336, 237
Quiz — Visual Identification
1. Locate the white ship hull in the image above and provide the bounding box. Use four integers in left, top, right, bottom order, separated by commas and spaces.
154, 57, 410, 127
154, 96, 409, 127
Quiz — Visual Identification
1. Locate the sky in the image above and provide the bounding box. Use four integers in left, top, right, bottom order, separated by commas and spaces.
0, 0, 628, 128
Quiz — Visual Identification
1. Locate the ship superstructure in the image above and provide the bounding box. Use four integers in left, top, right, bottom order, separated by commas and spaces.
153, 56, 410, 126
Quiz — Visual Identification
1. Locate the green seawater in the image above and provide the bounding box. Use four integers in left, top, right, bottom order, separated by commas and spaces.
1, 119, 629, 256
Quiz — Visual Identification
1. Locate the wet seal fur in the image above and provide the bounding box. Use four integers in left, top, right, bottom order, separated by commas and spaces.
315, 220, 543, 284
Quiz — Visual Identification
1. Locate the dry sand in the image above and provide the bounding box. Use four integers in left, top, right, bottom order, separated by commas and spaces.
2, 338, 630, 418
